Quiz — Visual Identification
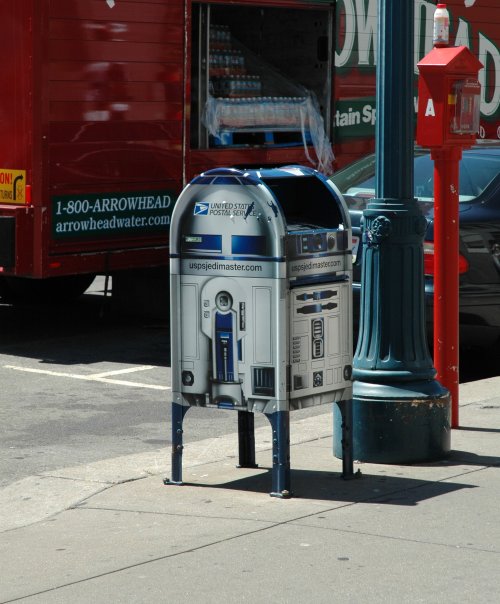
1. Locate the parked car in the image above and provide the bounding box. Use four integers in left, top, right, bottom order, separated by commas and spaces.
329, 142, 500, 348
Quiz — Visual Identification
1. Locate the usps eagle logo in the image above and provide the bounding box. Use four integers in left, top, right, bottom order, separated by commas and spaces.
194, 202, 209, 216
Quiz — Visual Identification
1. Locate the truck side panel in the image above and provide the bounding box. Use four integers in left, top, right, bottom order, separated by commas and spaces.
0, 2, 32, 174
0, 1, 34, 273
0, 0, 186, 278
45, 0, 185, 268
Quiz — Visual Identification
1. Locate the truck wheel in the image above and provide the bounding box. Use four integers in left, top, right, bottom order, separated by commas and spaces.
0, 274, 96, 304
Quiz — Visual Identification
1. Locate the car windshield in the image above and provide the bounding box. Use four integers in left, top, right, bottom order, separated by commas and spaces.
332, 150, 500, 203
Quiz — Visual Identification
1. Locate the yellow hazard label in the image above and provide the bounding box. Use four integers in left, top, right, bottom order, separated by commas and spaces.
0, 169, 27, 204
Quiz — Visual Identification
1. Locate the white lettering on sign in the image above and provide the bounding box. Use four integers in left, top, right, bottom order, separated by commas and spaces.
425, 99, 436, 117
336, 0, 500, 120
363, 104, 376, 124
335, 0, 356, 68
54, 214, 170, 234
332, 104, 376, 130
355, 0, 377, 66
334, 107, 359, 127
478, 33, 500, 117
454, 21, 500, 117
336, 0, 377, 68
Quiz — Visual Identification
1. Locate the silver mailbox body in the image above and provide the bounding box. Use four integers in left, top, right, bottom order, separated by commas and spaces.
170, 166, 353, 414
168, 166, 353, 496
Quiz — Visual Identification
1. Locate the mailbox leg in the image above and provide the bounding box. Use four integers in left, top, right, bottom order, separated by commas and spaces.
237, 411, 258, 468
164, 402, 190, 486
336, 399, 354, 478
266, 411, 291, 498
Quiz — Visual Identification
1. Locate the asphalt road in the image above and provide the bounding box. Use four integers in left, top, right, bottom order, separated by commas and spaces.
0, 277, 327, 490
0, 276, 498, 490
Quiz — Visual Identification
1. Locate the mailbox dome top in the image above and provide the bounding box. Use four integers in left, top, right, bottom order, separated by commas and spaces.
246, 165, 318, 178
191, 165, 322, 188
192, 167, 261, 187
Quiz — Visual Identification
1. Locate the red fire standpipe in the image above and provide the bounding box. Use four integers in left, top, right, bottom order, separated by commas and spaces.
418, 6, 483, 430
431, 146, 462, 428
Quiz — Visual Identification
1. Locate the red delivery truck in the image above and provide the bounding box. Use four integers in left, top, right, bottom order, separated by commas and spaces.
0, 0, 498, 304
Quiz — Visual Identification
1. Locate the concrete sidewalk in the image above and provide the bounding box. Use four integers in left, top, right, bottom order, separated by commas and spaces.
1, 377, 499, 603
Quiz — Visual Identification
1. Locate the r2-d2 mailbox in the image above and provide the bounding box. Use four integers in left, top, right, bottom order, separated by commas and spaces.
167, 166, 353, 497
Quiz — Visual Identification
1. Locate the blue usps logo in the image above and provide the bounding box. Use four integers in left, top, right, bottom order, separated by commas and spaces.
194, 202, 209, 216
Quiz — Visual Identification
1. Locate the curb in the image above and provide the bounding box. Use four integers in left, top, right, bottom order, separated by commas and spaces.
0, 413, 333, 532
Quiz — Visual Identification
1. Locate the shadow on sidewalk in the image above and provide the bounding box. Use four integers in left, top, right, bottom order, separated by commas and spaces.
444, 449, 500, 467
179, 466, 476, 505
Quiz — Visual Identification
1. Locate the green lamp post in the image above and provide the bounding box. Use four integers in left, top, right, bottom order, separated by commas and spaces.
335, 0, 450, 463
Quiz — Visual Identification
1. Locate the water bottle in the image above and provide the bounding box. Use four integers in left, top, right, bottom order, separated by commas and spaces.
222, 25, 231, 48
236, 51, 245, 75
261, 97, 271, 126
433, 3, 450, 47
223, 52, 231, 75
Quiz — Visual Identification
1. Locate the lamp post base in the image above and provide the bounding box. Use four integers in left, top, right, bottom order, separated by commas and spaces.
334, 380, 451, 464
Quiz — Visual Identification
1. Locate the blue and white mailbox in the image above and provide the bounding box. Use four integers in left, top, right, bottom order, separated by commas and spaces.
166, 166, 353, 497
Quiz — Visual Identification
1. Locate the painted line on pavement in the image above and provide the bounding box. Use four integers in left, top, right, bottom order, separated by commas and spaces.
88, 365, 157, 378
3, 364, 171, 391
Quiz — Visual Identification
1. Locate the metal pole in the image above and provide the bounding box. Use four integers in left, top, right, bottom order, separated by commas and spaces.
164, 402, 190, 486
266, 411, 291, 498
237, 410, 258, 468
343, 0, 451, 463
432, 146, 462, 427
